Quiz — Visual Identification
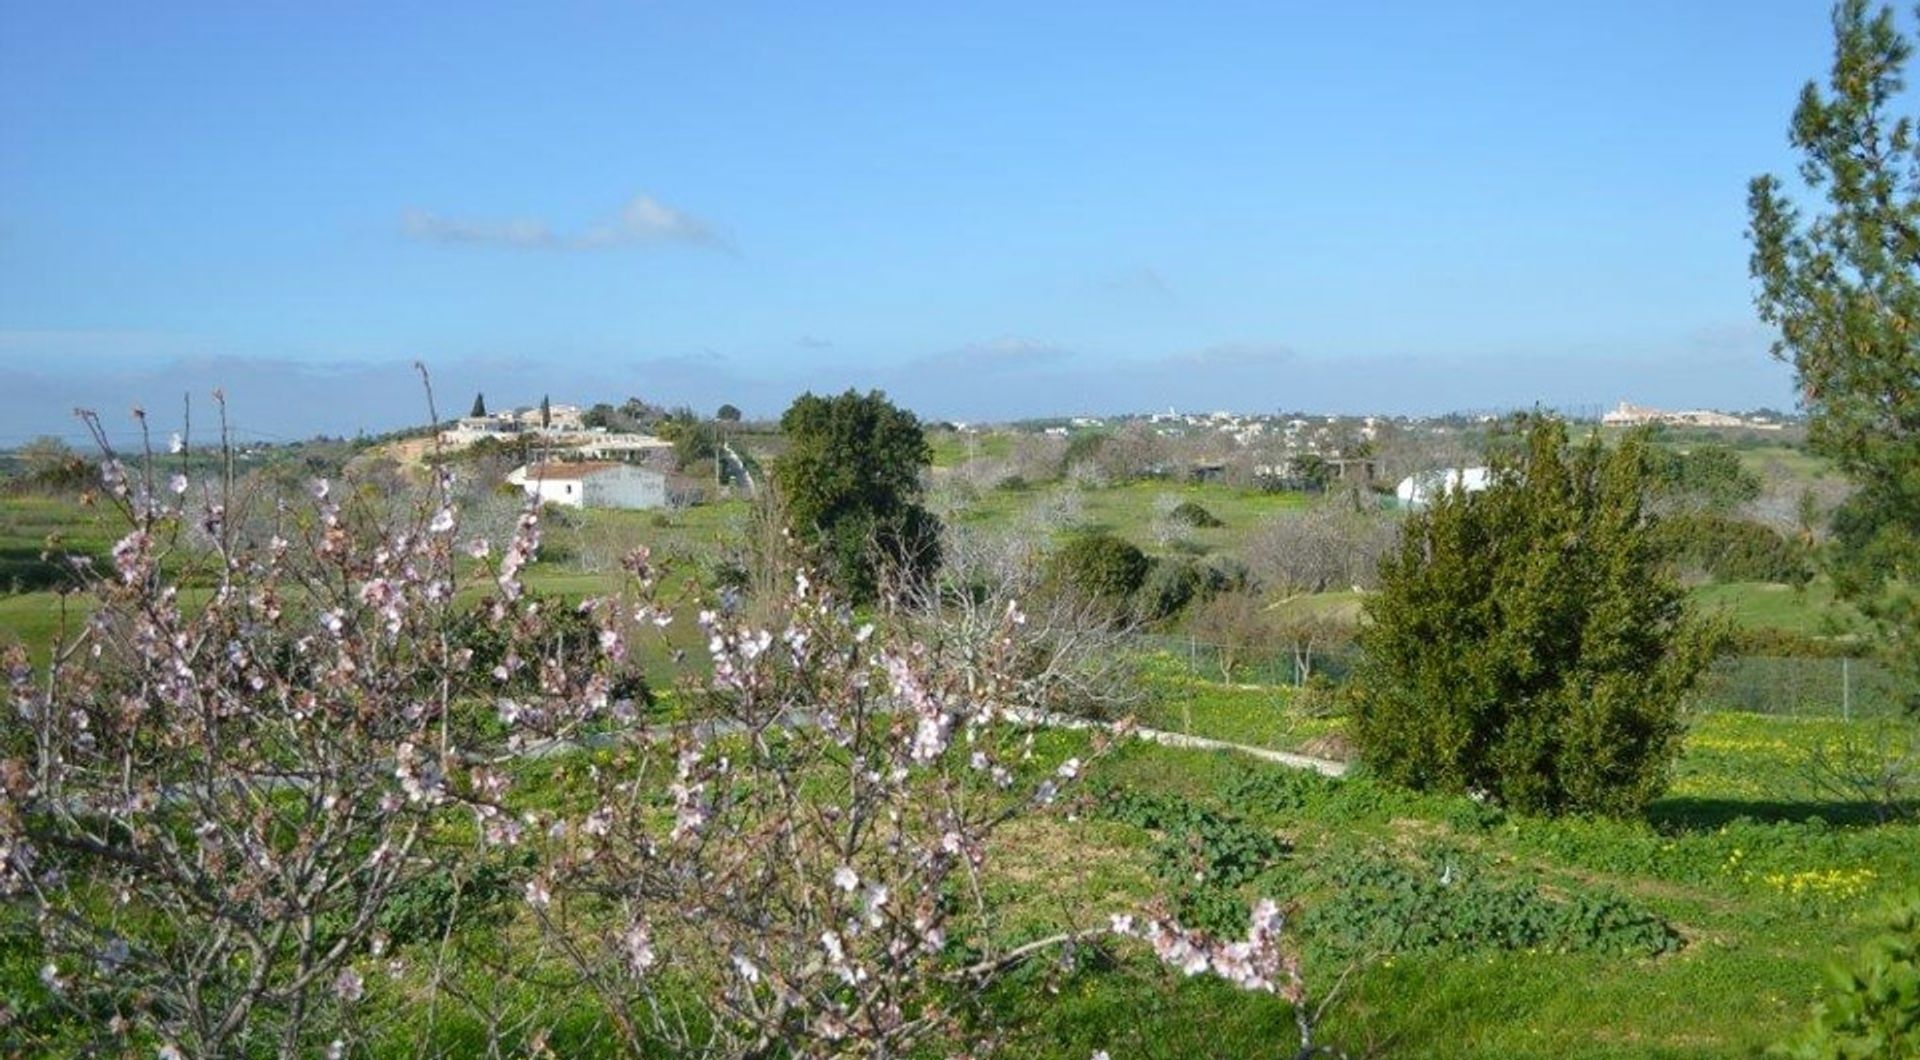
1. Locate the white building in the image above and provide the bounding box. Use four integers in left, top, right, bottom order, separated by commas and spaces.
509, 462, 668, 510
439, 414, 523, 446
573, 433, 674, 462
516, 403, 586, 432
1603, 400, 1759, 430
1395, 467, 1494, 509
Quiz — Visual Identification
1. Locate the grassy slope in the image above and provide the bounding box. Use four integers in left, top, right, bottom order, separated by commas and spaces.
950, 480, 1311, 555
1689, 579, 1865, 637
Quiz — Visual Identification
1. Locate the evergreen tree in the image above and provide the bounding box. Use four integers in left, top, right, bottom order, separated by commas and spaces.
470, 392, 487, 418
772, 390, 941, 601
1749, 0, 1920, 712
540, 394, 551, 429
1348, 419, 1719, 817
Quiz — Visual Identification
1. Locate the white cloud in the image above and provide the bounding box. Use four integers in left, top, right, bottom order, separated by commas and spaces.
401, 193, 731, 252
401, 210, 556, 248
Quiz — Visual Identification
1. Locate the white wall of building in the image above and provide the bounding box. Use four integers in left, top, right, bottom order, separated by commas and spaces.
517, 464, 668, 509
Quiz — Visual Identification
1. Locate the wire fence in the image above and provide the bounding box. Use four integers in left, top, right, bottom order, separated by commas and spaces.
1131, 635, 1911, 721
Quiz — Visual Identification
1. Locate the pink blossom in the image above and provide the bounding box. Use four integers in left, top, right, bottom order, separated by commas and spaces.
623, 923, 657, 976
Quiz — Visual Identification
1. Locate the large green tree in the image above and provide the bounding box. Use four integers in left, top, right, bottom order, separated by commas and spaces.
1348, 420, 1720, 817
772, 389, 941, 600
1749, 0, 1920, 710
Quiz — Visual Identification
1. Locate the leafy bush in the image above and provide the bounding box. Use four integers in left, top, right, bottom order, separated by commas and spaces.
1136, 559, 1204, 621
1168, 501, 1224, 528
1649, 444, 1763, 512
1349, 419, 1722, 817
1047, 532, 1150, 602
1128, 560, 1251, 626
1777, 897, 1920, 1058
1723, 627, 1872, 659
1654, 512, 1812, 585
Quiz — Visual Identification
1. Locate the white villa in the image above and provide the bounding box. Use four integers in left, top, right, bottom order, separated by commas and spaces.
574, 433, 674, 462
509, 462, 668, 510
439, 414, 523, 446
1395, 467, 1494, 509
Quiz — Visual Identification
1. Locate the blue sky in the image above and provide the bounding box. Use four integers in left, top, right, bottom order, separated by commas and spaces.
0, 1, 1835, 441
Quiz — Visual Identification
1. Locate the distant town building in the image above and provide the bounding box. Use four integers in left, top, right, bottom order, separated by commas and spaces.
1601, 401, 1775, 430
509, 461, 668, 510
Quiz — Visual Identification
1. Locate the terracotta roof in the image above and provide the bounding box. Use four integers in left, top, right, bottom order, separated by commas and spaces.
524, 461, 627, 481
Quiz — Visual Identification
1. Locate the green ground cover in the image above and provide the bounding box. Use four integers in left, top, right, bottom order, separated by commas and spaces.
1689, 579, 1865, 637
1130, 655, 1343, 751
928, 430, 1016, 467
949, 480, 1311, 555
0, 495, 119, 593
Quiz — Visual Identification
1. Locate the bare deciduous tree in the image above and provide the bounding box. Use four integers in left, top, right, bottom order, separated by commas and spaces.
1241, 503, 1400, 597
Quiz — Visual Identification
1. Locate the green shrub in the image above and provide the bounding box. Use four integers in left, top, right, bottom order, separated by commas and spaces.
1649, 444, 1763, 512
1047, 532, 1151, 602
1654, 512, 1812, 585
1204, 557, 1252, 595
1724, 627, 1872, 659
1168, 501, 1224, 528
1349, 419, 1722, 817
1776, 897, 1920, 1058
1136, 559, 1204, 621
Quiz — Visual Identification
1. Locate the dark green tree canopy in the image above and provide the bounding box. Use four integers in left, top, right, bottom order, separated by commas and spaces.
1045, 532, 1151, 603
1749, 0, 1920, 706
772, 389, 941, 600
469, 392, 487, 418
1348, 420, 1720, 817
716, 403, 743, 423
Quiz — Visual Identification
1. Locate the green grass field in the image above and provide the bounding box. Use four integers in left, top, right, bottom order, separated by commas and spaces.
1689, 579, 1866, 637
0, 495, 119, 593
3, 467, 1912, 1057
928, 429, 1016, 467
948, 479, 1312, 556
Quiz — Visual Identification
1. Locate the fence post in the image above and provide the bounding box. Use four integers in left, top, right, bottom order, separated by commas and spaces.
1185, 635, 1196, 736
1843, 657, 1851, 722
